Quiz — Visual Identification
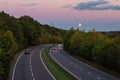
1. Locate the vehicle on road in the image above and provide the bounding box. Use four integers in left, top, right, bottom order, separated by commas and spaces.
24, 49, 29, 54
53, 47, 57, 50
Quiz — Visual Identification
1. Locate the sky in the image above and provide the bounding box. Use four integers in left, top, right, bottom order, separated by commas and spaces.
0, 0, 120, 31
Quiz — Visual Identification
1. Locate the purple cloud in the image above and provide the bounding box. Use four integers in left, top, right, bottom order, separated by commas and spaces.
73, 0, 120, 11
62, 4, 72, 8
20, 3, 37, 7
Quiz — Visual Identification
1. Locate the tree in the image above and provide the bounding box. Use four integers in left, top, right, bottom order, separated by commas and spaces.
64, 28, 75, 51
1, 30, 18, 54
0, 49, 5, 80
0, 11, 66, 80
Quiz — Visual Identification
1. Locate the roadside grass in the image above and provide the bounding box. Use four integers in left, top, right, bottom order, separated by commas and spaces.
41, 49, 75, 80
72, 55, 120, 79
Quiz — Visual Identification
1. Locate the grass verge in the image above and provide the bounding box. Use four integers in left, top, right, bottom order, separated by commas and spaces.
41, 48, 75, 80
72, 55, 120, 79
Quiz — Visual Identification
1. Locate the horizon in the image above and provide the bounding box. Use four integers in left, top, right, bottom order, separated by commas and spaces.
0, 0, 120, 31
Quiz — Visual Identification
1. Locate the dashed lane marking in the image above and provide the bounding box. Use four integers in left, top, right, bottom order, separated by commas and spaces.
80, 68, 84, 71
12, 53, 23, 80
29, 49, 37, 80
40, 48, 56, 80
88, 72, 91, 74
97, 77, 101, 80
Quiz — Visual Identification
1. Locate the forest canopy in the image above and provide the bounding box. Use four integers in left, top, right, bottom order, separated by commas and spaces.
64, 28, 120, 74
0, 11, 65, 80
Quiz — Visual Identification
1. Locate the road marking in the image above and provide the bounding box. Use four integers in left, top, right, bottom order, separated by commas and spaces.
80, 68, 84, 71
29, 63, 31, 65
40, 48, 56, 80
49, 48, 82, 80
31, 73, 34, 77
33, 77, 35, 80
30, 49, 37, 80
12, 53, 23, 80
97, 77, 101, 80
88, 72, 91, 74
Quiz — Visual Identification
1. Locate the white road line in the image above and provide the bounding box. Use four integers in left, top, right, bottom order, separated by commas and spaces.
33, 77, 35, 80
29, 49, 37, 80
97, 77, 101, 80
88, 72, 91, 74
12, 53, 23, 80
80, 68, 84, 71
31, 73, 34, 77
40, 48, 56, 80
49, 48, 82, 80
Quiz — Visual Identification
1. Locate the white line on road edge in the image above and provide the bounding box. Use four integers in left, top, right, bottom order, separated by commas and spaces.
49, 47, 82, 80
12, 53, 23, 80
29, 48, 37, 80
40, 48, 56, 80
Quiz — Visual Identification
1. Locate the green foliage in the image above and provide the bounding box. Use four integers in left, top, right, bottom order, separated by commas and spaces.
64, 27, 75, 51
0, 11, 65, 79
0, 62, 5, 80
1, 31, 18, 53
64, 29, 120, 73
0, 49, 5, 80
42, 49, 74, 80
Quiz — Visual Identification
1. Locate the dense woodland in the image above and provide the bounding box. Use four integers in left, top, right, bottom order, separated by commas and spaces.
0, 11, 65, 80
64, 28, 120, 74
0, 11, 120, 80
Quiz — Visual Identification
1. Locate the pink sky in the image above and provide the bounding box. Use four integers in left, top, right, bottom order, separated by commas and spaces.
0, 0, 120, 30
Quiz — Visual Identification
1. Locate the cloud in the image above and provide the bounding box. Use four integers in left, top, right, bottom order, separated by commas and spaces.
20, 3, 37, 7
62, 4, 72, 8
73, 0, 120, 10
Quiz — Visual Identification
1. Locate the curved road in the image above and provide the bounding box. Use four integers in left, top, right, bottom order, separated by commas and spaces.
11, 45, 55, 80
50, 45, 120, 80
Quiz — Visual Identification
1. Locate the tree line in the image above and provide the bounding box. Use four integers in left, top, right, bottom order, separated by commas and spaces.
64, 28, 120, 73
0, 11, 65, 80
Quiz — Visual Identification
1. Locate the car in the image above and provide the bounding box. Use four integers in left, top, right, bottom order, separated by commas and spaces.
24, 50, 29, 54
53, 47, 57, 50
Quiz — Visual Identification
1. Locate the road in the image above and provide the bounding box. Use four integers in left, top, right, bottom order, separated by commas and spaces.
49, 45, 120, 80
11, 45, 55, 80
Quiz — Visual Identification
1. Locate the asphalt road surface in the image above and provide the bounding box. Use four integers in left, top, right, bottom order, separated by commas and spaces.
50, 45, 120, 80
11, 45, 55, 80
